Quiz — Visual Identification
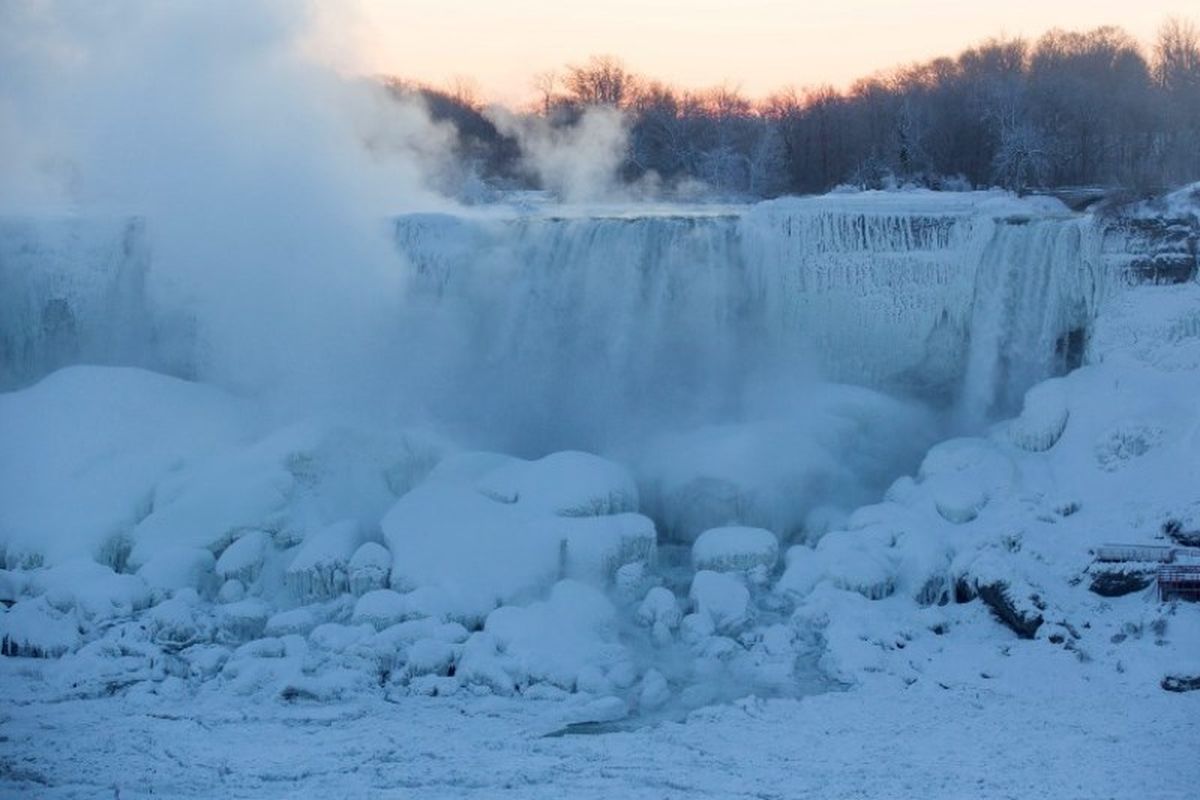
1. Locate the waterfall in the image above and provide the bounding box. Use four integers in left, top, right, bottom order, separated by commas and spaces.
0, 217, 164, 389
1, 194, 1118, 441
393, 198, 1104, 447
957, 218, 1101, 426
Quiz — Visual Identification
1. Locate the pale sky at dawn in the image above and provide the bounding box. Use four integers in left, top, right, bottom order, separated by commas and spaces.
341, 0, 1199, 104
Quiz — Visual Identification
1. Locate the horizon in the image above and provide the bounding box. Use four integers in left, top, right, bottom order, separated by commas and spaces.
348, 0, 1199, 104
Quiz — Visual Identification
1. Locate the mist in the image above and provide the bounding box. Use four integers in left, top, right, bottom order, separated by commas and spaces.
2, 1, 979, 535
0, 1, 459, 420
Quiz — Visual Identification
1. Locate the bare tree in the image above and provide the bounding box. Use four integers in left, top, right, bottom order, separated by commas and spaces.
532, 70, 558, 116
563, 55, 637, 107
1154, 17, 1200, 91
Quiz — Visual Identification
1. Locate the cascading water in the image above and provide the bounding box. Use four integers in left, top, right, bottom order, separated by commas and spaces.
0, 217, 166, 388
1, 193, 1114, 446
391, 195, 1107, 452
956, 217, 1104, 427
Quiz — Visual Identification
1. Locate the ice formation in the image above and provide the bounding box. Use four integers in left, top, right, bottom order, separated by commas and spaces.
2, 189, 1198, 737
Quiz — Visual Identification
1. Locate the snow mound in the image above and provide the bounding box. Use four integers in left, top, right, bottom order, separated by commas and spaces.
383, 457, 657, 619
285, 520, 362, 602
692, 526, 779, 574
26, 559, 150, 622
918, 438, 1017, 524
557, 513, 657, 584
476, 451, 638, 516
383, 483, 559, 617
214, 530, 272, 585
1007, 378, 1070, 452
136, 547, 217, 598
0, 596, 81, 657
0, 366, 247, 568
636, 586, 682, 629
480, 580, 624, 691
351, 589, 413, 630
348, 542, 391, 596
778, 532, 896, 601
130, 421, 445, 567
689, 571, 751, 634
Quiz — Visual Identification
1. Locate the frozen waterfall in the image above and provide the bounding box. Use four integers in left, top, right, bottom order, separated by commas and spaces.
393, 193, 1106, 445
0, 192, 1118, 443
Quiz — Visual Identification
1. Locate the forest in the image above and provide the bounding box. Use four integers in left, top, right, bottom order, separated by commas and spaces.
390, 18, 1200, 199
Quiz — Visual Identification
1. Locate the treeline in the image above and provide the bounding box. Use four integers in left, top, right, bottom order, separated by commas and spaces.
392, 18, 1200, 198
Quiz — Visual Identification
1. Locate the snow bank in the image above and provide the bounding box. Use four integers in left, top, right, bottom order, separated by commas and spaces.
0, 367, 248, 568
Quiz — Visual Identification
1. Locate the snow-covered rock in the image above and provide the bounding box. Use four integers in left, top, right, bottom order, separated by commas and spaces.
145, 591, 214, 650
0, 596, 81, 657
778, 530, 896, 601
1008, 378, 1070, 452
556, 513, 657, 583
351, 589, 412, 630
638, 667, 671, 710
383, 471, 655, 619
214, 530, 272, 585
692, 526, 779, 574
483, 580, 623, 691
218, 579, 246, 603
477, 451, 639, 517
285, 520, 362, 602
215, 598, 270, 643
26, 559, 150, 622
636, 586, 682, 630
265, 605, 331, 638
689, 571, 751, 634
348, 542, 391, 596
402, 639, 456, 680
137, 547, 217, 597
917, 438, 1017, 524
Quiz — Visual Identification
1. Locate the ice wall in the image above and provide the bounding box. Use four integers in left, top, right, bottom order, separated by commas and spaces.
0, 217, 169, 388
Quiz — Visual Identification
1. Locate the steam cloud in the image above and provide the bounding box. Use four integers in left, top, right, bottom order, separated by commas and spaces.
0, 1, 465, 418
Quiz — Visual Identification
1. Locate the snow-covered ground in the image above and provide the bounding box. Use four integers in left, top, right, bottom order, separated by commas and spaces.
2, 655, 1196, 799
2, 190, 1200, 798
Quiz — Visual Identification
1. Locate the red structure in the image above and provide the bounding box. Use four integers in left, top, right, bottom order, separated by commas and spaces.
1158, 565, 1200, 602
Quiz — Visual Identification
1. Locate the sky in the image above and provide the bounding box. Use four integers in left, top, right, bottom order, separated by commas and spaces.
343, 0, 1199, 105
